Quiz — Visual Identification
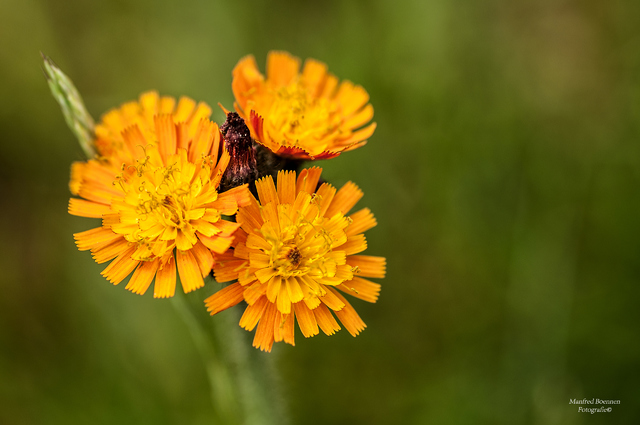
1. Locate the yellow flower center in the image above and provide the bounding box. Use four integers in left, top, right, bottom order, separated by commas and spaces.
111, 148, 221, 260
258, 200, 348, 282
264, 83, 341, 151
272, 242, 313, 277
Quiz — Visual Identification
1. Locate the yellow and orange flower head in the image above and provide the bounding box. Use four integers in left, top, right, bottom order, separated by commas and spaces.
69, 92, 251, 298
205, 168, 386, 351
93, 91, 214, 161
232, 51, 377, 160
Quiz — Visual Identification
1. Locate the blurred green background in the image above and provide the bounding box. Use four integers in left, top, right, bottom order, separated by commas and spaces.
1, 0, 639, 424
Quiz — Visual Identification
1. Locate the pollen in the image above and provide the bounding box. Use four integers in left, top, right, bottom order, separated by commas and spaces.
268, 83, 336, 149
285, 246, 302, 268
111, 149, 218, 256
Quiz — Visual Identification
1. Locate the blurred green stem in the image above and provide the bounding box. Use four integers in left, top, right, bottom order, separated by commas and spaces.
171, 292, 240, 424
171, 289, 288, 425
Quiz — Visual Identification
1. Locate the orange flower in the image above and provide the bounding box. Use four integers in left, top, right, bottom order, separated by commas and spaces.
232, 51, 376, 160
93, 91, 213, 161
69, 92, 250, 297
205, 168, 386, 351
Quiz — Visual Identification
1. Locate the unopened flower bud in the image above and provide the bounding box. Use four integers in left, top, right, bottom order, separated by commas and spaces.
42, 53, 96, 158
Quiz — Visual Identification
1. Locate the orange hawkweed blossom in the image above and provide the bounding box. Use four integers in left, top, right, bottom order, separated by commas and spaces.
205, 168, 386, 351
69, 92, 250, 297
232, 51, 376, 160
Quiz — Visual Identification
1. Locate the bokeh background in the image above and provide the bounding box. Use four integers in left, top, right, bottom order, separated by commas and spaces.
1, 0, 639, 424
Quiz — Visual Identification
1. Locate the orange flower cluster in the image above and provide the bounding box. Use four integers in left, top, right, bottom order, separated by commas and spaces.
69, 51, 384, 351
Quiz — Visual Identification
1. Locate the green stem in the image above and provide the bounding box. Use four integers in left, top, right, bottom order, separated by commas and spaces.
171, 288, 289, 425
171, 291, 241, 424
212, 303, 289, 425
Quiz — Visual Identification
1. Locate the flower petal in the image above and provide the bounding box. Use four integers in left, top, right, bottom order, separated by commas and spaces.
205, 282, 245, 315
176, 249, 204, 293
